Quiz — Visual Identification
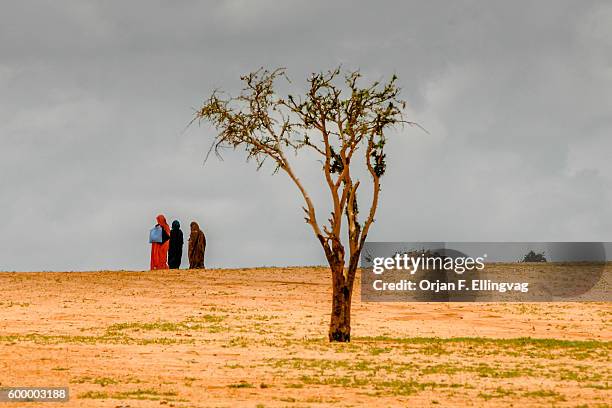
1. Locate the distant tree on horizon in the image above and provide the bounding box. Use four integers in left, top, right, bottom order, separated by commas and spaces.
521, 250, 547, 263
193, 67, 419, 342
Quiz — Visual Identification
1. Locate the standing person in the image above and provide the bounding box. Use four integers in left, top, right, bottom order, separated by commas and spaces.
168, 220, 183, 269
188, 221, 206, 269
150, 214, 171, 270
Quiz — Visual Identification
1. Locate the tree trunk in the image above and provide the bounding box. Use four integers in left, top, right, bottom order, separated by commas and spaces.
328, 263, 354, 342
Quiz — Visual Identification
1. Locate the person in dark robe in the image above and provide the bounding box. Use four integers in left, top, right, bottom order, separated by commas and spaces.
188, 221, 206, 269
150, 214, 170, 270
168, 220, 183, 269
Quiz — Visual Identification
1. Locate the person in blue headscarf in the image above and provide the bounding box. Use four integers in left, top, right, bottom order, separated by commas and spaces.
168, 220, 184, 269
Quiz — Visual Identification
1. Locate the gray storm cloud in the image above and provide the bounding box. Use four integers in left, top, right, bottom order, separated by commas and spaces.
1, 0, 611, 271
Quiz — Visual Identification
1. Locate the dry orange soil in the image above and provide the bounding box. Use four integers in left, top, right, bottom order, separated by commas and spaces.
0, 267, 610, 407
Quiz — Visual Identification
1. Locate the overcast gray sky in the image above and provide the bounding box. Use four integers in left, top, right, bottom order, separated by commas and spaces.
1, 1, 611, 271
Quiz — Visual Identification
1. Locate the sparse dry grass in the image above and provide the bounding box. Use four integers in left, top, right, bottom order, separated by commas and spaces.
0, 267, 610, 407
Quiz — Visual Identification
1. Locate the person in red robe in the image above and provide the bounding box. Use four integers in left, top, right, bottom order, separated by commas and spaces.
150, 214, 171, 270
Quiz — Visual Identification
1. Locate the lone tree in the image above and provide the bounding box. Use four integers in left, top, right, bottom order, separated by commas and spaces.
521, 250, 547, 263
194, 67, 417, 342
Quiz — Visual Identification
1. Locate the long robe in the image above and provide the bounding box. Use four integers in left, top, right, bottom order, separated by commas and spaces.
150, 214, 171, 270
168, 220, 183, 269
188, 221, 206, 269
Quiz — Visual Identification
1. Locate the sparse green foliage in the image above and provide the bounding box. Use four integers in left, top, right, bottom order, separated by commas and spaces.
228, 381, 255, 388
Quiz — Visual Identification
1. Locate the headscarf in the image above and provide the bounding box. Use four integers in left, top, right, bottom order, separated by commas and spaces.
156, 214, 171, 235
189, 221, 203, 244
172, 220, 180, 230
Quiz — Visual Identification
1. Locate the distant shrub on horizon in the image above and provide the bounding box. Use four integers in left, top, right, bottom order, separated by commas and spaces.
521, 250, 547, 263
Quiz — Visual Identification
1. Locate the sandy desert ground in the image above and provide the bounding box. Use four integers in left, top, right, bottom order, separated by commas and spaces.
0, 267, 610, 407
